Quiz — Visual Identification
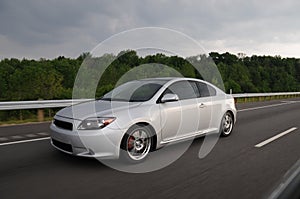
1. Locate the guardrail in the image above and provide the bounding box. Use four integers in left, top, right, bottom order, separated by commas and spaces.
1, 92, 300, 111
232, 92, 300, 103
0, 93, 299, 122
0, 99, 92, 111
232, 92, 300, 98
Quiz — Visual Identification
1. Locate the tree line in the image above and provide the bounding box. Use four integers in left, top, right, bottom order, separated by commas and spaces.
0, 51, 300, 102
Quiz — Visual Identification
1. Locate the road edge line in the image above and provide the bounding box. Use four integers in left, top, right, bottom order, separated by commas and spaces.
238, 102, 293, 112
0, 137, 50, 146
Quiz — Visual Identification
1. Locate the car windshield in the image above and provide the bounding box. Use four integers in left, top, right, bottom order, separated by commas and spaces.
101, 80, 167, 102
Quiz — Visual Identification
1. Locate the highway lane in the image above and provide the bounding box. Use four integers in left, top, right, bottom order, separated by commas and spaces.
0, 98, 300, 199
0, 122, 51, 143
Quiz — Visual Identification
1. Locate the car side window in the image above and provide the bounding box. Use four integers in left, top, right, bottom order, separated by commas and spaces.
165, 81, 198, 100
197, 82, 216, 97
207, 84, 216, 96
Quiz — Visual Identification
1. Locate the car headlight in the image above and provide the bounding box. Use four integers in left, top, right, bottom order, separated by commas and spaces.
78, 117, 116, 130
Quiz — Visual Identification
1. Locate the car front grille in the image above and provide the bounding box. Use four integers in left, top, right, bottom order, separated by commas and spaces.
52, 139, 73, 153
54, 119, 73, 131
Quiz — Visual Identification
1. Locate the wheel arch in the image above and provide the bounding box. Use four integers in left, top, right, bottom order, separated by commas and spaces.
226, 110, 235, 124
120, 122, 157, 152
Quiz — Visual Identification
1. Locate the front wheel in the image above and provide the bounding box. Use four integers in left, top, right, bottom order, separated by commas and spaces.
120, 124, 153, 163
220, 112, 234, 137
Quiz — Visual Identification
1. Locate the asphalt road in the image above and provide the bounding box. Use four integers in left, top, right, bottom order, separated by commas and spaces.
0, 98, 300, 199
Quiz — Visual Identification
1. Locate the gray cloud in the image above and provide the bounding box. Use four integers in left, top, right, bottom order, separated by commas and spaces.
1, 0, 300, 59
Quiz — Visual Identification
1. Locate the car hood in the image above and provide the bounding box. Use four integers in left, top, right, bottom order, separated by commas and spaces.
56, 100, 142, 120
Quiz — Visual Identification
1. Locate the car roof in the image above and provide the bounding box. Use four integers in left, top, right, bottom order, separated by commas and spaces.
137, 77, 207, 83
137, 77, 221, 92
138, 77, 180, 81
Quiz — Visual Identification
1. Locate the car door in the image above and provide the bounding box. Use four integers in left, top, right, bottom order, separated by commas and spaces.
159, 80, 200, 141
196, 81, 213, 131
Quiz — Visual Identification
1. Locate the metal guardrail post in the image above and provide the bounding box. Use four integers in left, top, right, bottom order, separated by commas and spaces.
37, 109, 44, 122
37, 99, 44, 122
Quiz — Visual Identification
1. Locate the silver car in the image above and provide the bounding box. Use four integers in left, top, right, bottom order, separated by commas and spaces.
50, 77, 236, 163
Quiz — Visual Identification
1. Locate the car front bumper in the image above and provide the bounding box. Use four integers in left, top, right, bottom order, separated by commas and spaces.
50, 116, 124, 159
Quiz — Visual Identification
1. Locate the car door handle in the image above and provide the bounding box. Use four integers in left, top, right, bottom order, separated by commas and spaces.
199, 103, 206, 108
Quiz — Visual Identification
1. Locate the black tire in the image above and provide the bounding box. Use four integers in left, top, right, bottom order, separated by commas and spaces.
120, 124, 154, 163
220, 112, 234, 137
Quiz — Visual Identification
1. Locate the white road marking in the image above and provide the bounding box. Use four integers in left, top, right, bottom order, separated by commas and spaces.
0, 137, 50, 146
281, 100, 300, 103
25, 134, 38, 138
0, 121, 50, 127
10, 135, 24, 139
255, 127, 298, 148
238, 102, 293, 112
0, 137, 9, 141
36, 132, 49, 136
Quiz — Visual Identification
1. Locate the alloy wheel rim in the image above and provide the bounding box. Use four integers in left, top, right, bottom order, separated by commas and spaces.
127, 129, 151, 161
223, 113, 233, 135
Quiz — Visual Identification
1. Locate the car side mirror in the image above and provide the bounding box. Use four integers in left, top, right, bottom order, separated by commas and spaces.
160, 93, 179, 103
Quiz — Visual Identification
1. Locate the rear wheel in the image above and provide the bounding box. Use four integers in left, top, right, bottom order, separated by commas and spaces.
220, 112, 234, 137
120, 124, 153, 163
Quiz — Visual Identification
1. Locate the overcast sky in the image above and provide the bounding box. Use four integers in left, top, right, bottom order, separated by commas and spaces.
1, 0, 300, 59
